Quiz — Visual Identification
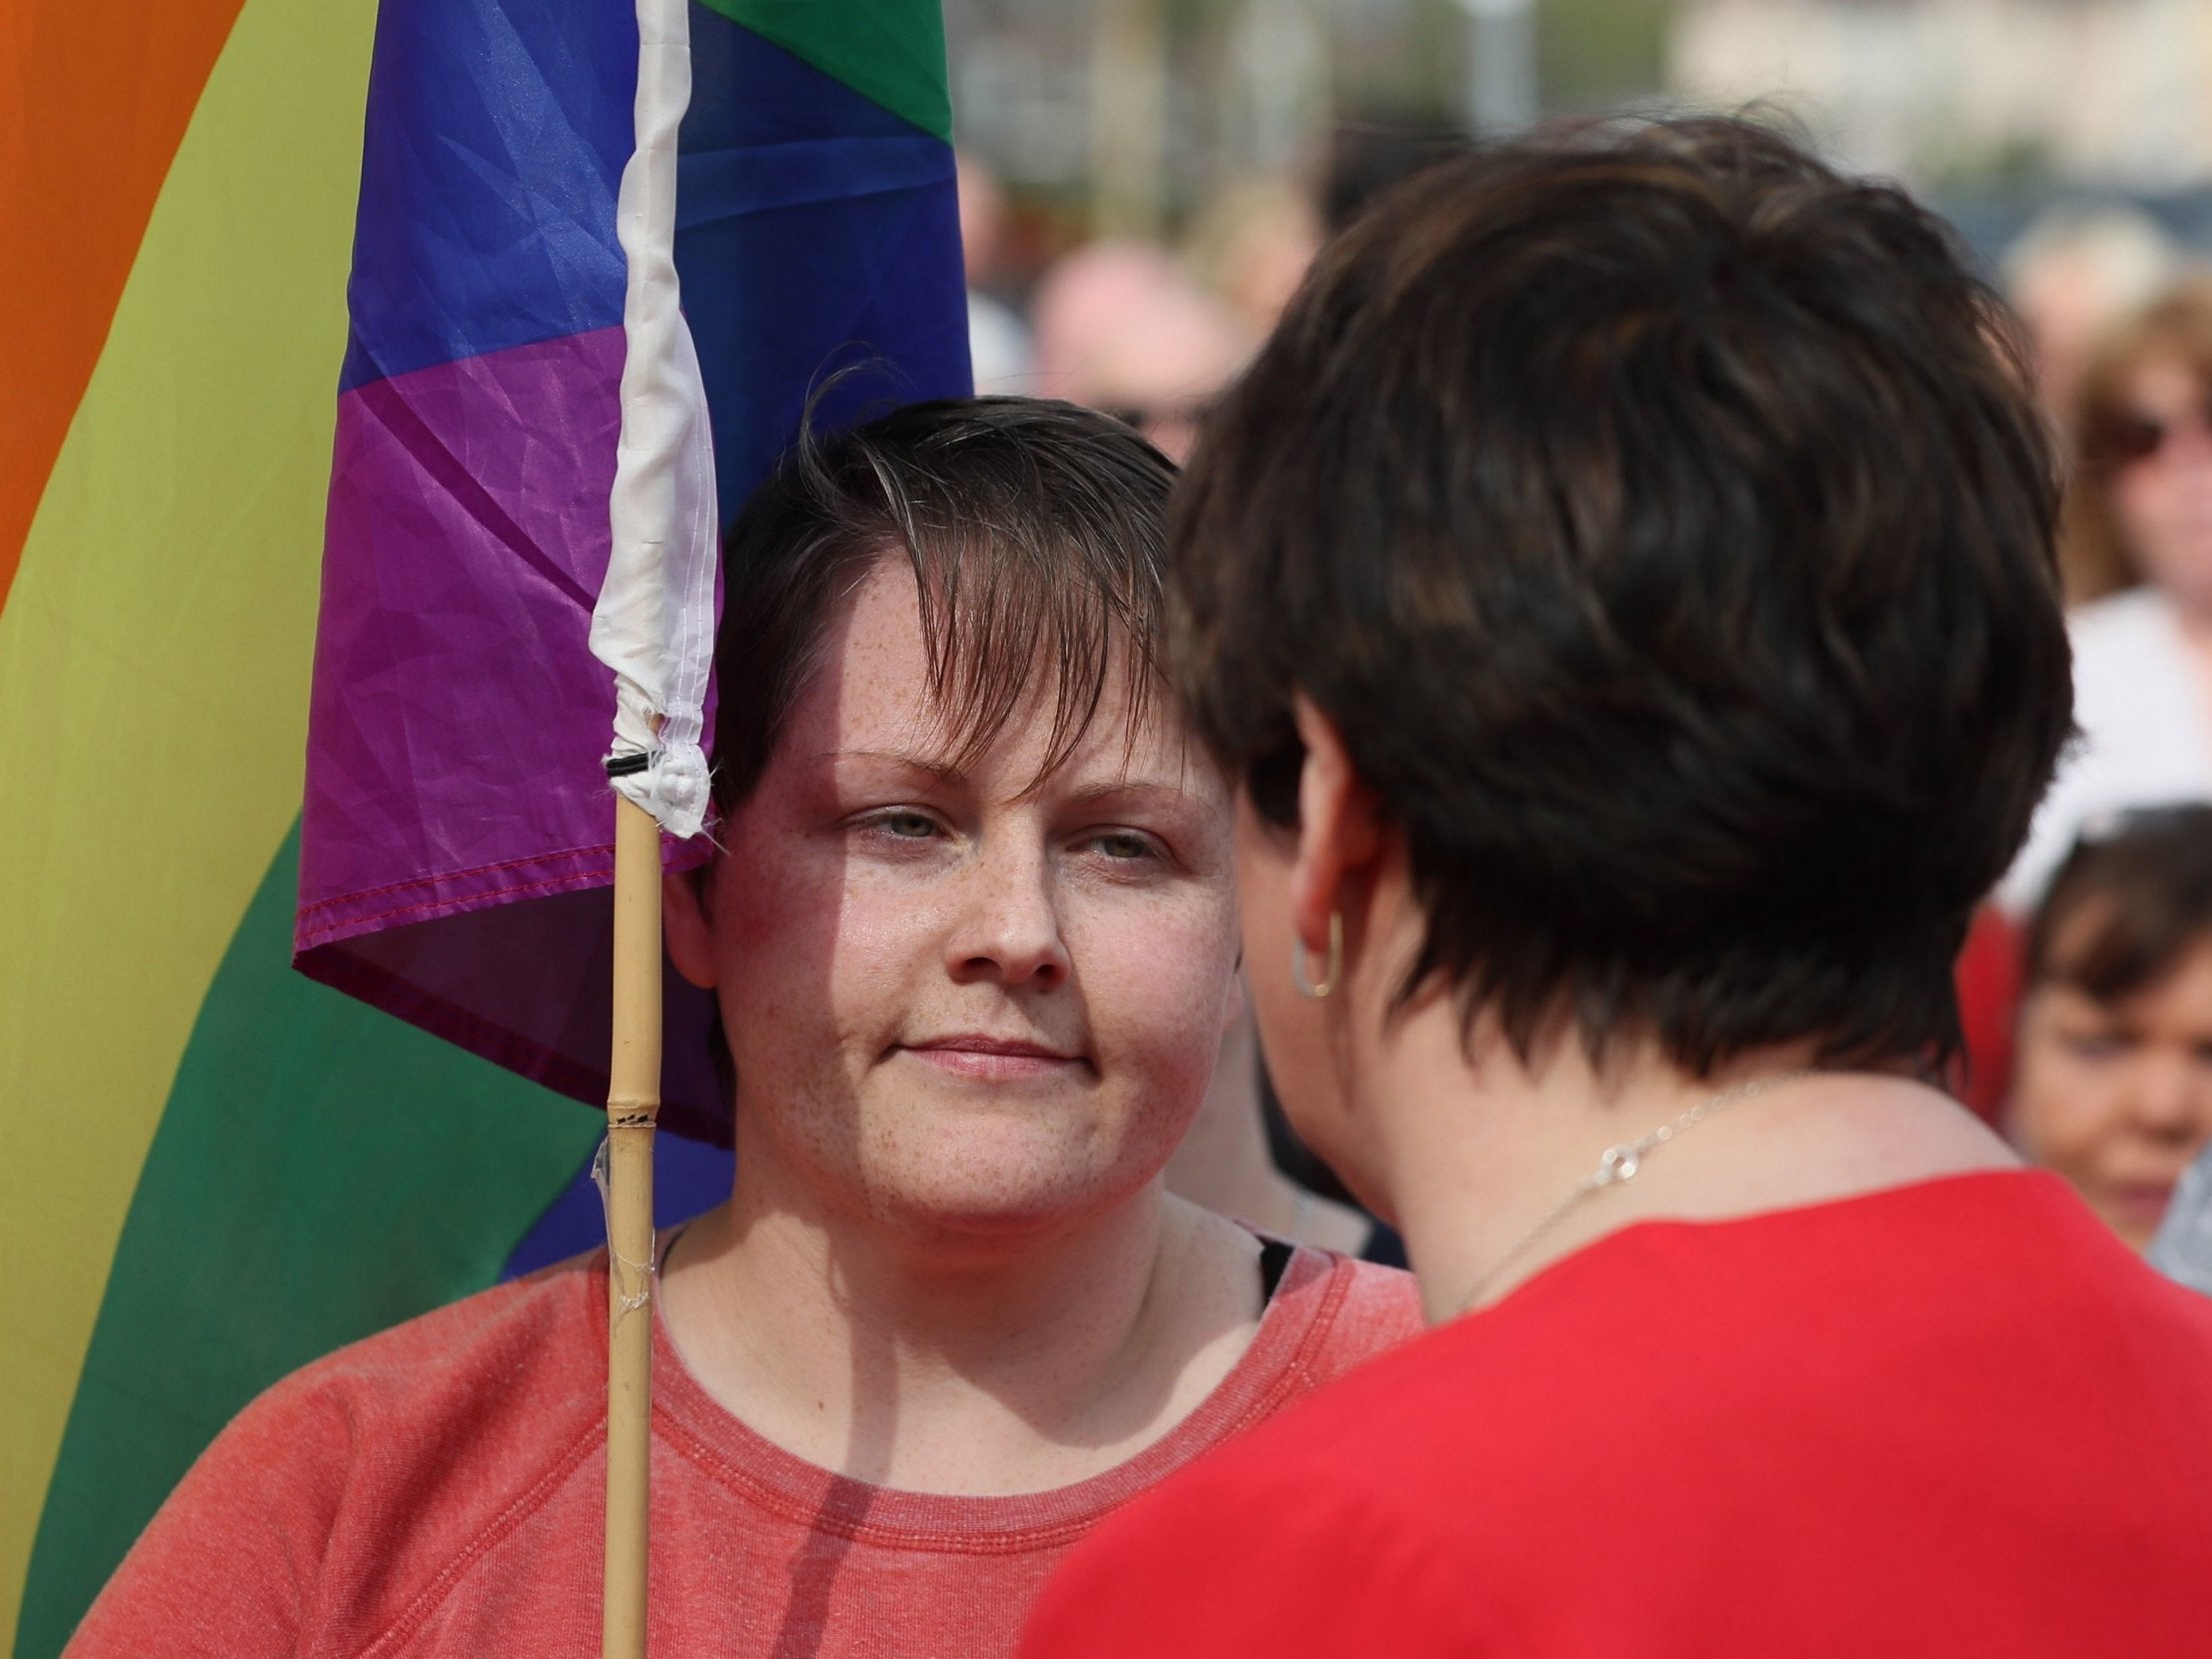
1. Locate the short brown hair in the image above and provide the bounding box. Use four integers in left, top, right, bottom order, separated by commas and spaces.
2066, 280, 2212, 603
2027, 806, 2212, 1001
1171, 116, 2073, 1076
710, 397, 1177, 812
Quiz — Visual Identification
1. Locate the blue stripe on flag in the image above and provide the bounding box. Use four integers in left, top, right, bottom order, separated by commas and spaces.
340, 0, 970, 464
339, 0, 634, 391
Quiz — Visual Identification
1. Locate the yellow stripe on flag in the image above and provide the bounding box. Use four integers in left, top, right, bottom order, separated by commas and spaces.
0, 0, 376, 1638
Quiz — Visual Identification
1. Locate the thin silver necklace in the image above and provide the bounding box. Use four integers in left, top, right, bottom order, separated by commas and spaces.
1457, 1071, 1818, 1312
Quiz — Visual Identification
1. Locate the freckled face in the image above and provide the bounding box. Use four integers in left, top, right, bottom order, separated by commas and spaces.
701, 557, 1240, 1240
2010, 938, 2212, 1252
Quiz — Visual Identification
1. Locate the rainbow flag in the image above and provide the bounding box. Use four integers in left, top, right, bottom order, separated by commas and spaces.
2, 3, 966, 1653
295, 0, 967, 1142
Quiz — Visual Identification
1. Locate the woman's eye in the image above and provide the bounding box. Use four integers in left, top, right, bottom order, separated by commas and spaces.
863, 809, 939, 840
1087, 829, 1160, 862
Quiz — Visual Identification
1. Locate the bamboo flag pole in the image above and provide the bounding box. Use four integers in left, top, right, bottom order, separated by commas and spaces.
592, 0, 714, 1646
603, 791, 663, 1659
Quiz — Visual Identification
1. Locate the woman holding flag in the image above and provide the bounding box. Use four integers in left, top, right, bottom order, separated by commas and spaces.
64, 396, 1420, 1658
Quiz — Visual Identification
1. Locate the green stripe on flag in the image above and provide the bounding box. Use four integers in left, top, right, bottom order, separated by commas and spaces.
14, 825, 602, 1659
700, 0, 952, 140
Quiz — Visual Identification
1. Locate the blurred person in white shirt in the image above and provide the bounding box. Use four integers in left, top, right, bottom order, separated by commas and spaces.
2002, 282, 2212, 912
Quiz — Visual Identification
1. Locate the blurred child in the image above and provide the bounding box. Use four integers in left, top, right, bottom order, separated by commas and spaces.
2010, 804, 2212, 1250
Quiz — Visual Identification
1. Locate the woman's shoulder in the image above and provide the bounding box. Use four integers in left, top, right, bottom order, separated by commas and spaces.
191, 1249, 614, 1490
68, 1256, 610, 1657
201, 1248, 610, 1528
292, 1249, 605, 1403
1276, 1244, 1425, 1381
1331, 1251, 1424, 1334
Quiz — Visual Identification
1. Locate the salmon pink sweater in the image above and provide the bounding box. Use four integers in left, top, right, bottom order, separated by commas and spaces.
67, 1243, 1419, 1659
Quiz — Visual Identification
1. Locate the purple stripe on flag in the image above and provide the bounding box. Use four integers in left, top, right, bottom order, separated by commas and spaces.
303, 328, 626, 939
298, 883, 726, 1143
298, 326, 726, 1140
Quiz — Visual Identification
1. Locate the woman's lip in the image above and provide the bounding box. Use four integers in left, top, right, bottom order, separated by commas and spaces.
900, 1037, 1086, 1080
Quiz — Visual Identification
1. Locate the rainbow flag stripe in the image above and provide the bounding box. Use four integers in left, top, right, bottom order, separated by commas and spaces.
299, 0, 968, 1143
2, 4, 965, 1654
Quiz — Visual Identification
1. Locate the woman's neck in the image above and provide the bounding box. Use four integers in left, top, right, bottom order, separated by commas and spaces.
1368, 1012, 2017, 1323
657, 1140, 1263, 1495
1164, 1005, 1375, 1253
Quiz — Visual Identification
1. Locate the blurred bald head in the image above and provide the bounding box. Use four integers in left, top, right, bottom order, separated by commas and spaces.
1031, 243, 1252, 462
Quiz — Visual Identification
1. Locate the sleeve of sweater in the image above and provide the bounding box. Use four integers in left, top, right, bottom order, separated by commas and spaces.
63, 1369, 355, 1659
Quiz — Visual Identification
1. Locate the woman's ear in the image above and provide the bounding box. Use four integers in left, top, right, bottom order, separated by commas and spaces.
663, 865, 718, 990
1288, 694, 1387, 958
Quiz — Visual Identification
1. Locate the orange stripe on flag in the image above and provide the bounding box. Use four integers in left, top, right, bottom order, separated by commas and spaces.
0, 0, 248, 614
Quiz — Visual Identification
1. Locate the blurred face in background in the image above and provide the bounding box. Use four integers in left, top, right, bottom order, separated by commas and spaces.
2104, 354, 2212, 612
2016, 253, 2122, 431
2010, 923, 2212, 1251
1031, 246, 1252, 465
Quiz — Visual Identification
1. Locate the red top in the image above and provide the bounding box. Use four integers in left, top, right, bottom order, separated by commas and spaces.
1022, 1172, 2212, 1658
66, 1244, 1419, 1658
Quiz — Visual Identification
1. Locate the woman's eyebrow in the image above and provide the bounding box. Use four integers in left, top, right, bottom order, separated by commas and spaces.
822, 751, 1208, 811
821, 748, 966, 782
1060, 778, 1199, 811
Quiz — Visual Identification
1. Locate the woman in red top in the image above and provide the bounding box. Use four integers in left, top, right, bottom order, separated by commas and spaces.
1021, 117, 2212, 1657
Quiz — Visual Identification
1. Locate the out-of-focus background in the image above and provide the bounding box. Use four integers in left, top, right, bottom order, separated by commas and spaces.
946, 0, 2212, 411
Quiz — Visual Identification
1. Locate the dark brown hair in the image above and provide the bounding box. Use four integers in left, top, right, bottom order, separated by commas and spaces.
2065, 280, 2212, 604
710, 396, 1177, 813
2026, 806, 2212, 1001
1171, 115, 2074, 1076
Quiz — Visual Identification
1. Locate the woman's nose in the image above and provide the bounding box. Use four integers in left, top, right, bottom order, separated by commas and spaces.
944, 837, 1072, 990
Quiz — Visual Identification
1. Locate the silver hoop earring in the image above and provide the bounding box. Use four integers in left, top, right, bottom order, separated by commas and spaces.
1292, 911, 1343, 1000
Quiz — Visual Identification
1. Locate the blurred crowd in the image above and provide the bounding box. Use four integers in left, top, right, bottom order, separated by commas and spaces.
1980, 200, 2212, 1281
954, 131, 2212, 1285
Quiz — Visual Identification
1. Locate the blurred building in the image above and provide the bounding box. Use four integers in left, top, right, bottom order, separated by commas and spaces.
946, 0, 1335, 236
1671, 0, 2212, 190
944, 0, 2212, 265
